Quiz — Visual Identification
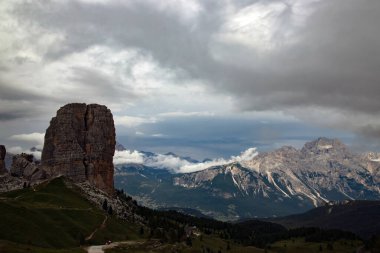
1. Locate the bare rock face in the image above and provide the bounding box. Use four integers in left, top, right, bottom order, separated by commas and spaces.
41, 103, 115, 194
301, 137, 350, 158
0, 145, 7, 174
10, 153, 38, 178
0, 175, 25, 193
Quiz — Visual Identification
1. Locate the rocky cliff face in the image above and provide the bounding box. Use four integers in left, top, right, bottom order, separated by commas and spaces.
0, 145, 7, 174
177, 137, 380, 207
41, 103, 115, 194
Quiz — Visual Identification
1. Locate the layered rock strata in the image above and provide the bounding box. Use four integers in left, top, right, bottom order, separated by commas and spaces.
41, 103, 115, 194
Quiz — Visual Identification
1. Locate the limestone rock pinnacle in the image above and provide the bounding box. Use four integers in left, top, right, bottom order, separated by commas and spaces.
41, 103, 115, 194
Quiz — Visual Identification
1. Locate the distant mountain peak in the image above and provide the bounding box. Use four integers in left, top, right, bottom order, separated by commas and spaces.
300, 137, 349, 157
164, 152, 177, 156
303, 137, 346, 150
163, 152, 199, 163
115, 141, 127, 151
30, 146, 42, 152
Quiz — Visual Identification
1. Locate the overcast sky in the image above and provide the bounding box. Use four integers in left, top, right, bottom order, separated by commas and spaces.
1, 0, 380, 159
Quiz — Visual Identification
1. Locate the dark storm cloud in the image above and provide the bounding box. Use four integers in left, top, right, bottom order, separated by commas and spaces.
11, 0, 380, 134
69, 67, 138, 100
0, 112, 28, 121
0, 79, 48, 120
0, 84, 43, 101
1, 0, 380, 153
231, 1, 380, 114
14, 0, 214, 61
117, 115, 352, 159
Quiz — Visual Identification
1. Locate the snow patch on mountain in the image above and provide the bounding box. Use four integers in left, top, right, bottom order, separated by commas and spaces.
318, 145, 333, 149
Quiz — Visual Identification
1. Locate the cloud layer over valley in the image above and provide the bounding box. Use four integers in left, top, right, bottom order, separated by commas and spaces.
114, 148, 258, 173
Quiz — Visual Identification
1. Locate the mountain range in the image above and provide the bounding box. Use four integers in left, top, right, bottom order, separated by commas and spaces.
115, 137, 380, 220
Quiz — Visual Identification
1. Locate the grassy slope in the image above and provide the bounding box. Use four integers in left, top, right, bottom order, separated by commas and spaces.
0, 240, 85, 253
270, 238, 362, 253
0, 177, 373, 253
0, 177, 142, 251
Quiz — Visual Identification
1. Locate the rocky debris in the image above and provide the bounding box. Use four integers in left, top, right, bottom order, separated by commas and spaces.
0, 145, 7, 174
41, 103, 116, 194
0, 174, 26, 193
74, 180, 143, 223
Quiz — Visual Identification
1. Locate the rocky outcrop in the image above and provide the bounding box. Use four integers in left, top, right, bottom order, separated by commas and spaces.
0, 145, 7, 174
41, 103, 115, 194
10, 153, 42, 179
0, 175, 25, 193
10, 153, 33, 176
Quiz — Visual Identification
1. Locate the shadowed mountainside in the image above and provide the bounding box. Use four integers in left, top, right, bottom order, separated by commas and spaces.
267, 200, 380, 239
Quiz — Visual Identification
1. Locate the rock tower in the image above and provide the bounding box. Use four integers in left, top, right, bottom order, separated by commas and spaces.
41, 103, 115, 194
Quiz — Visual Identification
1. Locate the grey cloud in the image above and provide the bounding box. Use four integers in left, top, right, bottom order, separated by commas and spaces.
23, 0, 378, 118
209, 1, 380, 113
0, 98, 46, 121
0, 79, 44, 101
0, 103, 53, 122
2, 0, 380, 148
13, 0, 219, 71
116, 114, 352, 159
0, 112, 29, 121
357, 124, 380, 139
69, 67, 138, 100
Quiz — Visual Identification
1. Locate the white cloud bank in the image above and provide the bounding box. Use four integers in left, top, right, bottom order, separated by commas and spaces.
7, 146, 42, 160
8, 132, 44, 159
113, 147, 258, 173
9, 132, 44, 145
6, 144, 257, 173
